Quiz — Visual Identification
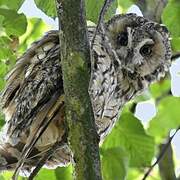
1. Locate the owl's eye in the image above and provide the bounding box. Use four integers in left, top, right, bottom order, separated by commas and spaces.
117, 32, 128, 46
140, 45, 152, 56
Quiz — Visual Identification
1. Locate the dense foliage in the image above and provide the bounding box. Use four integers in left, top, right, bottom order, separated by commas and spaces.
0, 0, 179, 179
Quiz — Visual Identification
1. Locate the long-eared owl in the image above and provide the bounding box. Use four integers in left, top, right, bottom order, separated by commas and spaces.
0, 13, 171, 177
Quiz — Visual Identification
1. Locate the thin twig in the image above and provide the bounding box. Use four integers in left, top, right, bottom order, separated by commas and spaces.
90, 0, 122, 69
171, 52, 180, 61
142, 126, 180, 180
90, 0, 114, 50
158, 142, 176, 180
28, 142, 65, 180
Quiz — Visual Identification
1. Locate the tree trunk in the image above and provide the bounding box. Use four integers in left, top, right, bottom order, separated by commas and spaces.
55, 0, 102, 179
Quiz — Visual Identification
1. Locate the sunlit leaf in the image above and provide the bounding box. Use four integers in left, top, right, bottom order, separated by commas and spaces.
102, 113, 155, 167
118, 0, 133, 11
0, 8, 27, 36
35, 169, 56, 180
0, 0, 24, 10
127, 168, 144, 180
19, 18, 50, 53
0, 14, 4, 27
0, 47, 12, 60
150, 79, 171, 98
1, 172, 25, 180
162, 0, 180, 37
171, 37, 180, 52
0, 61, 7, 76
34, 0, 56, 18
148, 96, 180, 142
55, 165, 73, 180
0, 78, 5, 91
101, 147, 129, 180
85, 0, 118, 23
0, 174, 5, 180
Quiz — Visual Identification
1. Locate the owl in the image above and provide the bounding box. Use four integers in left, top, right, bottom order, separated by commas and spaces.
0, 13, 171, 178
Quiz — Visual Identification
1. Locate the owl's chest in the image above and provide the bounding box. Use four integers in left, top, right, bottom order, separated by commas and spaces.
89, 45, 123, 140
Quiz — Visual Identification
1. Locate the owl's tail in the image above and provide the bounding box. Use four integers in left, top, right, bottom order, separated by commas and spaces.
0, 141, 41, 176
0, 132, 71, 178
0, 94, 71, 178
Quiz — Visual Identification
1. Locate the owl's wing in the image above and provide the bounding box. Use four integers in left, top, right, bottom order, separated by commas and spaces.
1, 30, 61, 138
12, 92, 65, 179
0, 31, 70, 177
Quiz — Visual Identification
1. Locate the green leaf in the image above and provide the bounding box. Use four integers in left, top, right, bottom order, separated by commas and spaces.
162, 0, 180, 37
171, 37, 180, 52
0, 174, 5, 180
0, 14, 4, 25
150, 79, 171, 98
0, 61, 8, 76
35, 169, 56, 180
0, 36, 16, 67
0, 47, 12, 60
1, 172, 25, 180
101, 147, 129, 180
102, 112, 155, 167
0, 78, 5, 91
34, 0, 118, 23
0, 43, 16, 64
55, 165, 73, 180
0, 8, 27, 36
127, 168, 144, 180
0, 172, 12, 180
148, 96, 180, 142
0, 36, 10, 46
118, 0, 133, 12
85, 0, 118, 23
19, 18, 50, 53
0, 0, 24, 10
34, 0, 56, 18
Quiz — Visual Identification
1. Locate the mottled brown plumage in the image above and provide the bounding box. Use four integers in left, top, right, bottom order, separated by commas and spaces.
0, 14, 171, 177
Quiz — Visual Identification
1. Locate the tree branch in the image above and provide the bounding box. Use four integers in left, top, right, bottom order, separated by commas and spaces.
55, 0, 102, 179
91, 0, 114, 50
158, 142, 177, 180
171, 52, 180, 61
28, 142, 66, 180
142, 127, 180, 180
134, 0, 168, 23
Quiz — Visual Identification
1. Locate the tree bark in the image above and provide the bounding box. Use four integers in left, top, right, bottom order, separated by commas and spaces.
55, 0, 102, 180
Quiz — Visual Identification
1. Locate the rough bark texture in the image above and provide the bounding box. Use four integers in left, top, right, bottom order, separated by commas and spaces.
55, 0, 102, 179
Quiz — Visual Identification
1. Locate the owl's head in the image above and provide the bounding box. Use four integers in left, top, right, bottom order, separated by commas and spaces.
106, 13, 171, 83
